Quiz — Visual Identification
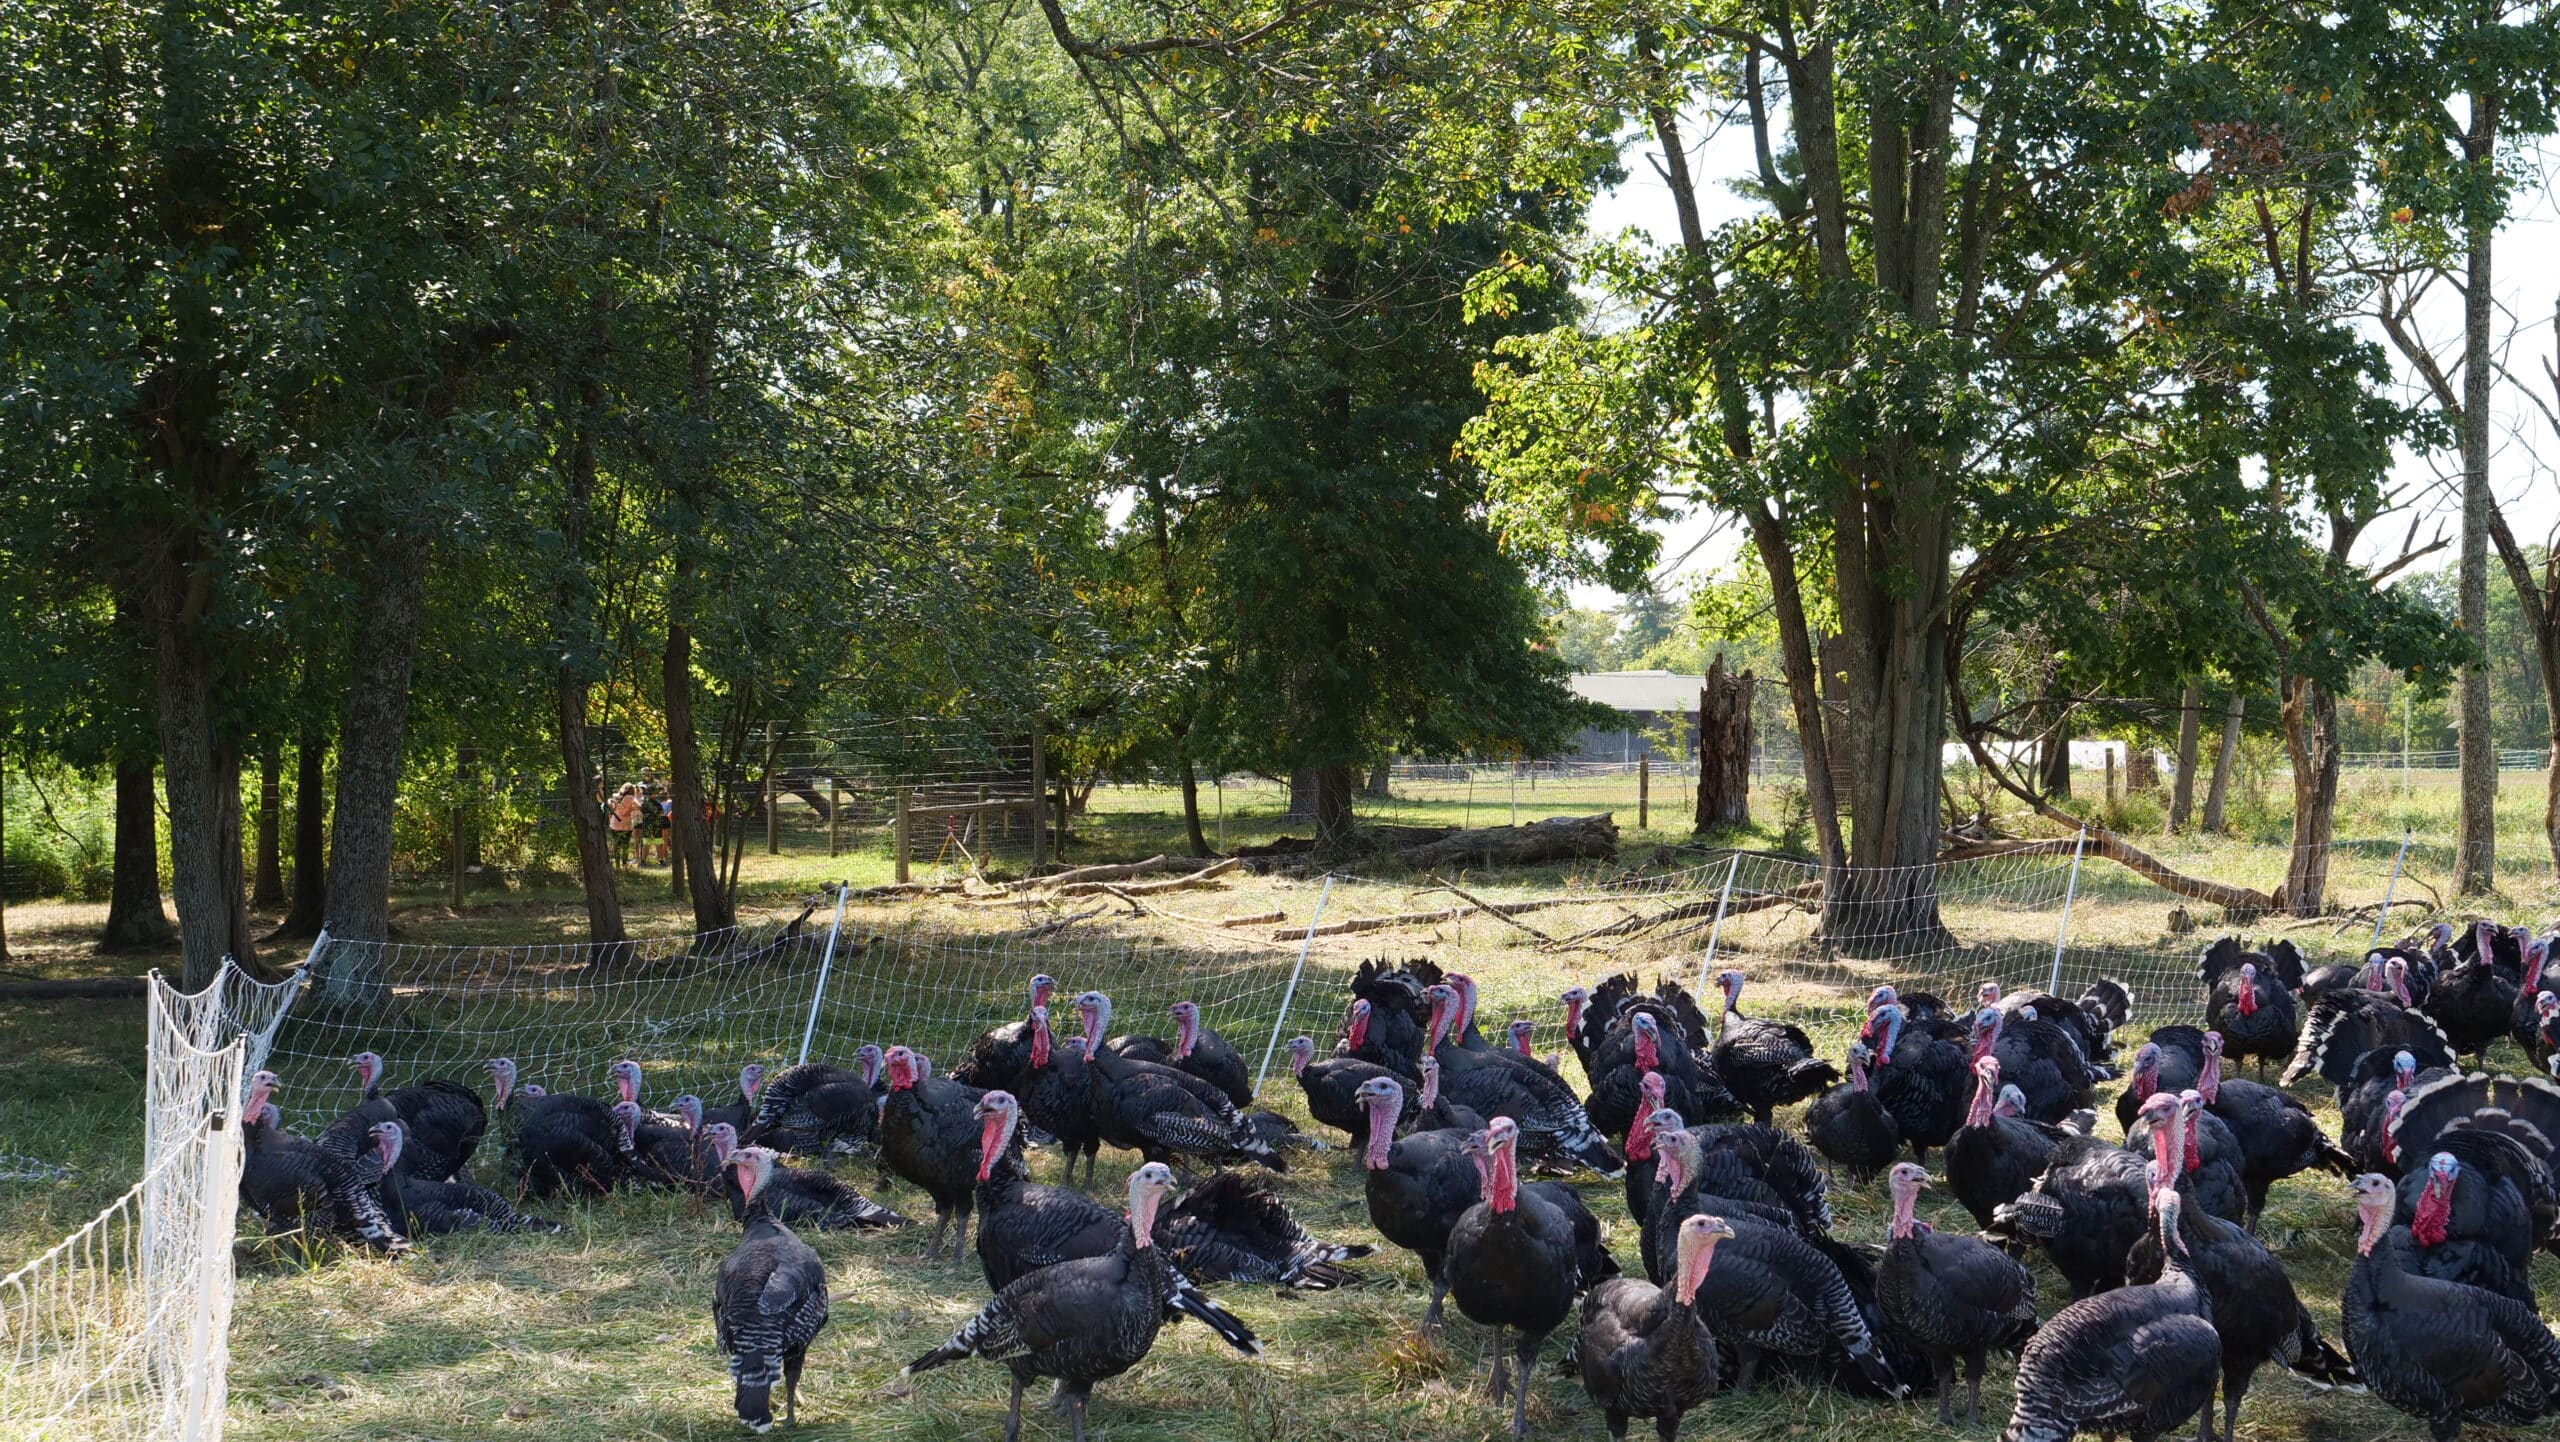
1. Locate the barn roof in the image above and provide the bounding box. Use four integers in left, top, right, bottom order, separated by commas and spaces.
1568, 670, 1706, 715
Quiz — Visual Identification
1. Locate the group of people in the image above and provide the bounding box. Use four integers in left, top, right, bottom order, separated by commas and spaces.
601, 775, 705, 867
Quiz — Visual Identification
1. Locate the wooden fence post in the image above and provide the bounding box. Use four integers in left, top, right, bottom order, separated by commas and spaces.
764, 730, 780, 856
1638, 754, 1650, 830
828, 776, 843, 858
1696, 658, 1756, 831
894, 788, 912, 883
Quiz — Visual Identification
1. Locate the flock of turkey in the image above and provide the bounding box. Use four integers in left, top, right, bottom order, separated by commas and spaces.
233, 918, 2560, 1442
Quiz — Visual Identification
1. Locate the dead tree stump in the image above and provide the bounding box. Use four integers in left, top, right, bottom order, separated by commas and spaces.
1696, 656, 1755, 831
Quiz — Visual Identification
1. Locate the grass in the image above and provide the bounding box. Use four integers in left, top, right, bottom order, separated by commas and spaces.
5, 766, 2560, 1441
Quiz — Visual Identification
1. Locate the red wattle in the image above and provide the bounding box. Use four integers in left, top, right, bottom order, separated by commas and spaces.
2236, 989, 2257, 1017
2412, 1185, 2452, 1247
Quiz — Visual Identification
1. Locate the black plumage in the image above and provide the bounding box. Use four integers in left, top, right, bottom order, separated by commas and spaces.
349, 1051, 485, 1183
1287, 1035, 1411, 1147
703, 1124, 908, 1231
903, 1164, 1260, 1442
1080, 1010, 1284, 1172
2125, 1102, 2357, 1442
1446, 1117, 1602, 1438
378, 1120, 564, 1236
1574, 1213, 1731, 1442
1987, 1094, 2162, 1299
2390, 1149, 2537, 1305
1585, 1002, 1743, 1139
2387, 1070, 2560, 1234
700, 1064, 769, 1134
1861, 1002, 1970, 1161
2282, 984, 2451, 1092
1163, 999, 1254, 1107
2428, 923, 2522, 1065
1354, 1077, 1481, 1328
950, 973, 1064, 1093
1878, 1163, 2037, 1428
713, 1147, 830, 1434
2123, 1090, 2248, 1226
2339, 1048, 2440, 1173
878, 1044, 1004, 1261
1707, 970, 1839, 1126
2194, 1032, 2353, 1225
1420, 984, 1621, 1176
1019, 1019, 1106, 1187
491, 1058, 631, 1199
1946, 1059, 2068, 1229
1998, 1187, 2220, 1442
1967, 1004, 2097, 1122
2343, 1172, 2560, 1442
747, 1048, 884, 1157
238, 1092, 332, 1239
2199, 948, 2299, 1079
2113, 1029, 2206, 1132
1804, 1042, 1899, 1183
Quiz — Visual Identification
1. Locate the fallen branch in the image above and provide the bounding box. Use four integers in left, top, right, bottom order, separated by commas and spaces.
992, 905, 1108, 942
1051, 857, 1240, 897
1272, 908, 1465, 940
1421, 874, 1557, 943
1217, 910, 1287, 929
994, 855, 1176, 891
849, 880, 967, 900
1547, 881, 1825, 948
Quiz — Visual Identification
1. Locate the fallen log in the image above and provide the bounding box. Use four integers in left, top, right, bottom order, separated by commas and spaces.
997, 855, 1176, 891
1421, 874, 1557, 942
1546, 880, 1824, 948
850, 880, 967, 900
1273, 907, 1464, 940
1217, 910, 1288, 928
0, 975, 148, 1000
1396, 813, 1618, 869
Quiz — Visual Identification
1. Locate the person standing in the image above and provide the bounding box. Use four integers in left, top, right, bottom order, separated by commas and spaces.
608, 782, 642, 867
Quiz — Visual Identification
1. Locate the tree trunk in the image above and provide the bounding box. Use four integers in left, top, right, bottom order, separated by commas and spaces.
663, 614, 734, 932
2039, 707, 2073, 798
1284, 767, 1318, 821
274, 730, 330, 938
100, 759, 175, 950
149, 555, 260, 988
2277, 674, 2340, 915
1177, 758, 1211, 857
2454, 193, 2499, 895
2169, 682, 2201, 831
322, 538, 427, 945
1823, 496, 1955, 954
2201, 693, 2243, 834
250, 745, 283, 907
1694, 658, 1754, 831
1363, 760, 1393, 799
554, 373, 625, 958
1311, 764, 1358, 860
1745, 513, 1845, 870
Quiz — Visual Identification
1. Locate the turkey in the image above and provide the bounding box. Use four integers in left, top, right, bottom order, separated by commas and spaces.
1573, 1213, 1731, 1442
2078, 976, 2135, 1047
2283, 981, 2450, 1092
1708, 969, 1839, 1126
2193, 1030, 2352, 1226
1988, 1091, 2167, 1298
348, 1051, 486, 1183
2519, 991, 2560, 1075
2428, 924, 2524, 1065
700, 1064, 769, 1134
1998, 1186, 2221, 1442
1421, 984, 1621, 1176
1341, 966, 1432, 1077
1445, 1116, 1604, 1438
1016, 1011, 1104, 1186
2200, 950, 2297, 1080
1584, 1002, 1741, 1140
630, 1093, 709, 1185
2343, 1172, 2560, 1442
2341, 1048, 2442, 1173
2122, 1089, 2247, 1226
1619, 1070, 1673, 1224
1642, 1117, 1898, 1395
1968, 1004, 2097, 1122
747, 1047, 884, 1157
238, 1083, 332, 1239
714, 1147, 829, 1434
1410, 1055, 1488, 1135
1979, 981, 2113, 1074
2389, 1150, 2537, 1305
376, 1120, 564, 1236
1286, 1034, 1410, 1148
902, 1163, 1260, 1442
2383, 1067, 2560, 1253
2125, 1101, 2357, 1442
950, 973, 1064, 1093
1862, 1001, 1970, 1162
2509, 940, 2555, 1058
1162, 999, 1253, 1107
1082, 1018, 1285, 1172
972, 1091, 1361, 1291
1878, 1162, 2037, 1428
1354, 1077, 1483, 1330
1804, 1041, 1899, 1183
490, 1057, 630, 1199
1946, 1058, 2068, 1229
701, 1123, 908, 1231
2113, 1032, 2205, 1132
877, 1044, 1008, 1261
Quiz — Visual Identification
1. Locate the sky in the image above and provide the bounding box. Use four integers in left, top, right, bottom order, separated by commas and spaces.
1563, 112, 2560, 614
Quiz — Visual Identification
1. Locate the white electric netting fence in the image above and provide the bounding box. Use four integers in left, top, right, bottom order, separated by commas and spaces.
246, 900, 1317, 1122
0, 973, 246, 1442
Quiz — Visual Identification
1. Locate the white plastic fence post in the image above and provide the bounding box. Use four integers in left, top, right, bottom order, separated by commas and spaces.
1697, 853, 1741, 987
2047, 827, 2088, 994
1254, 874, 1335, 1095
2370, 829, 2412, 949
180, 1095, 241, 1442
796, 883, 851, 1066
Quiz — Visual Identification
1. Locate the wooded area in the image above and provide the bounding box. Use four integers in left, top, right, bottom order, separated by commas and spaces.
3, 0, 2557, 982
